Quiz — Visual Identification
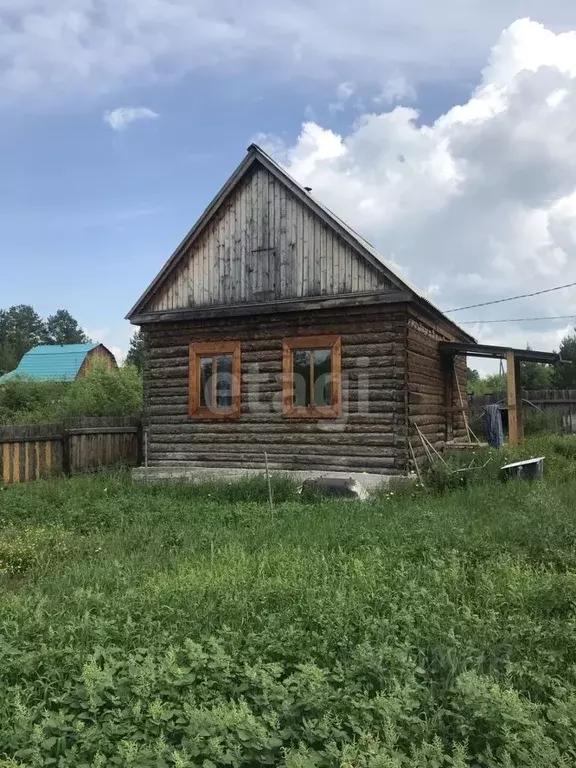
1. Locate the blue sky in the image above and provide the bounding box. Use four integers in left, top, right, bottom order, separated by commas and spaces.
2, 2, 575, 365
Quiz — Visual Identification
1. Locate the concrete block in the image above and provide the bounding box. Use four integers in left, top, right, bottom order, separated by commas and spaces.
299, 476, 370, 500
132, 466, 393, 494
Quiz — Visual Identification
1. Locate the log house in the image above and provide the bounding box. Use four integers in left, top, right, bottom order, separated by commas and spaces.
127, 145, 475, 475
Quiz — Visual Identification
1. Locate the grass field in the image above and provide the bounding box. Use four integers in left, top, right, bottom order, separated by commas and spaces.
2, 437, 576, 767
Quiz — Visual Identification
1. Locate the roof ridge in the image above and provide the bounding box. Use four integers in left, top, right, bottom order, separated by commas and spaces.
127, 144, 473, 342
247, 144, 472, 340
248, 143, 379, 251
30, 343, 97, 351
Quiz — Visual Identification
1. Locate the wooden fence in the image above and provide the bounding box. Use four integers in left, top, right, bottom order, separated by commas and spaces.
469, 389, 576, 434
0, 416, 141, 485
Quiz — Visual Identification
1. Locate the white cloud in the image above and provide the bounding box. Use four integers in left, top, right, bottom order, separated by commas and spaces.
0, 3, 573, 107
375, 75, 417, 105
261, 19, 576, 354
110, 345, 124, 364
329, 81, 354, 113
84, 327, 127, 363
103, 106, 158, 131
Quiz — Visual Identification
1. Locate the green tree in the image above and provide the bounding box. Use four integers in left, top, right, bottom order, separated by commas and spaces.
467, 367, 480, 385
0, 305, 48, 374
0, 306, 90, 374
552, 328, 576, 388
468, 372, 507, 396
520, 360, 553, 390
0, 337, 17, 376
45, 310, 90, 345
516, 345, 553, 390
125, 329, 146, 373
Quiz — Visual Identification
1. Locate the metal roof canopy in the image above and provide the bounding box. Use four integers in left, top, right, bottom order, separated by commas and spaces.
440, 342, 561, 365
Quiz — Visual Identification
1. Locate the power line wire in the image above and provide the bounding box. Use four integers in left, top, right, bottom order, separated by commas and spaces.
459, 315, 576, 325
446, 281, 576, 312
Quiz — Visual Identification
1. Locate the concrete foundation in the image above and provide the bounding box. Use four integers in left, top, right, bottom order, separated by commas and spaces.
131, 466, 414, 493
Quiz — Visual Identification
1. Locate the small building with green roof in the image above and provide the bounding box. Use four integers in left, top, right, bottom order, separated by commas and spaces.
0, 343, 117, 384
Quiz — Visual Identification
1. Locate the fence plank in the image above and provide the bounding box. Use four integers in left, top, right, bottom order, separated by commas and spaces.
65, 426, 138, 435
0, 417, 141, 485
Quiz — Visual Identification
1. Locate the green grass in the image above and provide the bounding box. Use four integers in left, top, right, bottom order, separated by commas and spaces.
2, 437, 576, 766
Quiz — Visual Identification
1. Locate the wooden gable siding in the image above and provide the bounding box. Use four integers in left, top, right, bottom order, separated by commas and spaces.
77, 345, 117, 378
144, 165, 392, 313
143, 305, 409, 475
406, 310, 467, 462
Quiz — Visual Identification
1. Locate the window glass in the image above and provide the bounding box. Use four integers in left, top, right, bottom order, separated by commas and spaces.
293, 349, 311, 407
313, 349, 332, 407
282, 335, 340, 418
190, 342, 240, 419
199, 356, 213, 408
216, 354, 233, 408
292, 348, 333, 408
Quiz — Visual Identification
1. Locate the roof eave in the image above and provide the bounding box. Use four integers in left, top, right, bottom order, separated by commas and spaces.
440, 341, 561, 364
130, 289, 414, 325
411, 296, 476, 344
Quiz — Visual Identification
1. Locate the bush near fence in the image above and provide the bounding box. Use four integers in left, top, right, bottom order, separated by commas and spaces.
0, 364, 142, 426
0, 416, 141, 484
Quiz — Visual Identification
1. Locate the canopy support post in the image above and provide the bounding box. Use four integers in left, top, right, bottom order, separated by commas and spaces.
506, 350, 524, 446
442, 354, 454, 443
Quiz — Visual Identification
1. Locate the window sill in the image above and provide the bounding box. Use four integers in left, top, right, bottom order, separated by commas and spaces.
283, 405, 341, 419
189, 407, 240, 420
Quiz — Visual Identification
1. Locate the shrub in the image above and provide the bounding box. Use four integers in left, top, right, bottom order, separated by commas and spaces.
63, 363, 141, 418
0, 378, 68, 424
0, 364, 141, 425
523, 409, 558, 436
424, 451, 500, 493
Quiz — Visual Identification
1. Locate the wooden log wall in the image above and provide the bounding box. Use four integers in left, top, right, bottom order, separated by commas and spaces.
143, 305, 409, 475
406, 310, 467, 467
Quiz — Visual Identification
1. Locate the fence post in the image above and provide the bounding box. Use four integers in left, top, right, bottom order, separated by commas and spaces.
136, 418, 144, 466
62, 428, 71, 477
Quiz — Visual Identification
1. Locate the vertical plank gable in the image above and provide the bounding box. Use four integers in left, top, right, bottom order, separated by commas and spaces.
144, 164, 393, 312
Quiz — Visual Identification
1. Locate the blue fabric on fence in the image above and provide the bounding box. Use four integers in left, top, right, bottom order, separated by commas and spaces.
485, 403, 504, 448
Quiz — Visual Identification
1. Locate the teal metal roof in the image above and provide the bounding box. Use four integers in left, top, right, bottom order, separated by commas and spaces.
0, 343, 99, 383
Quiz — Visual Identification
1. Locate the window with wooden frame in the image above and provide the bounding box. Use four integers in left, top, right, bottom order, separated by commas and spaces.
189, 341, 241, 419
282, 335, 342, 418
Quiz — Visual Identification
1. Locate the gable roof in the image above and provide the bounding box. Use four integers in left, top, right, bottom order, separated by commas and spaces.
0, 343, 101, 383
127, 144, 473, 341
